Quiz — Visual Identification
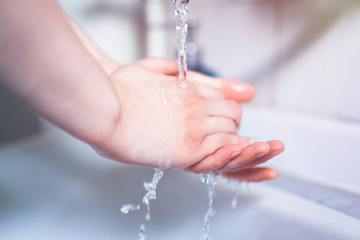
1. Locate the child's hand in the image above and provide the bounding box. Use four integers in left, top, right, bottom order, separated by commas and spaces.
92, 58, 284, 181
0, 0, 283, 183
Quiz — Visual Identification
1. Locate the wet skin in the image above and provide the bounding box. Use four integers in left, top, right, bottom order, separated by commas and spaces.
0, 1, 284, 184
94, 58, 285, 182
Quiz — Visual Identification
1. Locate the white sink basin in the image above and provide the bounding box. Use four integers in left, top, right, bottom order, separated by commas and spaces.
0, 134, 359, 240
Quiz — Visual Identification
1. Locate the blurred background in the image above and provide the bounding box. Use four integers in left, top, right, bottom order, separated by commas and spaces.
1, 0, 360, 239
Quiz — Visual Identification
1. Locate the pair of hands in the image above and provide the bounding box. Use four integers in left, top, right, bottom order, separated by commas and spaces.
0, 0, 283, 182
94, 58, 284, 182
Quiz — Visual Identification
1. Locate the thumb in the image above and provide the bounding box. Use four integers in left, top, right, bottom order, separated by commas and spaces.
187, 71, 255, 102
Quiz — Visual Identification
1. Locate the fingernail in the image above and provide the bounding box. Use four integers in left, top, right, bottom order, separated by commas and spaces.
230, 84, 247, 93
268, 170, 278, 179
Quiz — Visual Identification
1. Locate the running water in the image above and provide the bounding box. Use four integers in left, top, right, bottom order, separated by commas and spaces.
200, 173, 218, 240
229, 181, 250, 208
173, 0, 189, 88
120, 169, 164, 240
142, 168, 164, 221
136, 168, 164, 239
230, 180, 240, 209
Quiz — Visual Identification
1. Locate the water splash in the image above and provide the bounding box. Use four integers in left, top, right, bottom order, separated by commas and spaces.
120, 169, 164, 239
173, 0, 189, 88
200, 173, 218, 240
120, 204, 140, 214
142, 168, 164, 221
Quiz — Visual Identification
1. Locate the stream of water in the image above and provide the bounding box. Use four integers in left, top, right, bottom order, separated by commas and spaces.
200, 173, 218, 240
142, 168, 164, 221
120, 1, 247, 239
120, 169, 164, 239
173, 0, 189, 88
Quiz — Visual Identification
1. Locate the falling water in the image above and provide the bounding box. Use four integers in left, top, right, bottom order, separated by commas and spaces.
200, 173, 218, 240
230, 180, 240, 209
142, 168, 164, 221
229, 181, 250, 208
120, 169, 164, 240
173, 0, 189, 88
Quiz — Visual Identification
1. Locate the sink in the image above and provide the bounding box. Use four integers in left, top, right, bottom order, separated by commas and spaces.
0, 133, 359, 240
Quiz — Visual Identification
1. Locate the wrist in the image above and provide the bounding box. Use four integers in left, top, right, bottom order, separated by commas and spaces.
81, 85, 121, 147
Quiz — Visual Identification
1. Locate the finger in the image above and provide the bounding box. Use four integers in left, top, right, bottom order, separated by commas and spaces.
186, 144, 242, 174
268, 139, 285, 153
136, 58, 178, 75
221, 167, 278, 182
216, 142, 270, 172
204, 99, 242, 125
237, 140, 285, 170
187, 81, 224, 99
222, 79, 255, 102
200, 134, 256, 156
187, 71, 255, 102
203, 117, 238, 135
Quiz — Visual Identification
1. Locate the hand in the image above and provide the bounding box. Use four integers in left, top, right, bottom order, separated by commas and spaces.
93, 58, 284, 181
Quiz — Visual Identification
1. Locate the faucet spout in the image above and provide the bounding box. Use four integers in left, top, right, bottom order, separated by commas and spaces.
173, 0, 189, 7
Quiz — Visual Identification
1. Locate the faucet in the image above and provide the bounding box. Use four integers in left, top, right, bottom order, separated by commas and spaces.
173, 0, 190, 10
173, 0, 189, 5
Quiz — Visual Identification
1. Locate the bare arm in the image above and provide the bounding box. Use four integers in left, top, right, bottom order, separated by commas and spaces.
0, 0, 120, 145
62, 12, 120, 74
0, 0, 284, 180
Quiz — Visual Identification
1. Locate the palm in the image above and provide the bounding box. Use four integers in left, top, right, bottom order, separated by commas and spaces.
107, 64, 207, 168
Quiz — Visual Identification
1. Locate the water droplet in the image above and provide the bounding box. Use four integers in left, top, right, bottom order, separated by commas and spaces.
120, 204, 140, 215
201, 173, 210, 185
138, 224, 146, 240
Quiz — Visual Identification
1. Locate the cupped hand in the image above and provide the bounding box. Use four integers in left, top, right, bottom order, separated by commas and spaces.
93, 58, 284, 182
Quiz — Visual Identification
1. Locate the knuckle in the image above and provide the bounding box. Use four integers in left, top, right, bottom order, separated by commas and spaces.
225, 119, 237, 133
